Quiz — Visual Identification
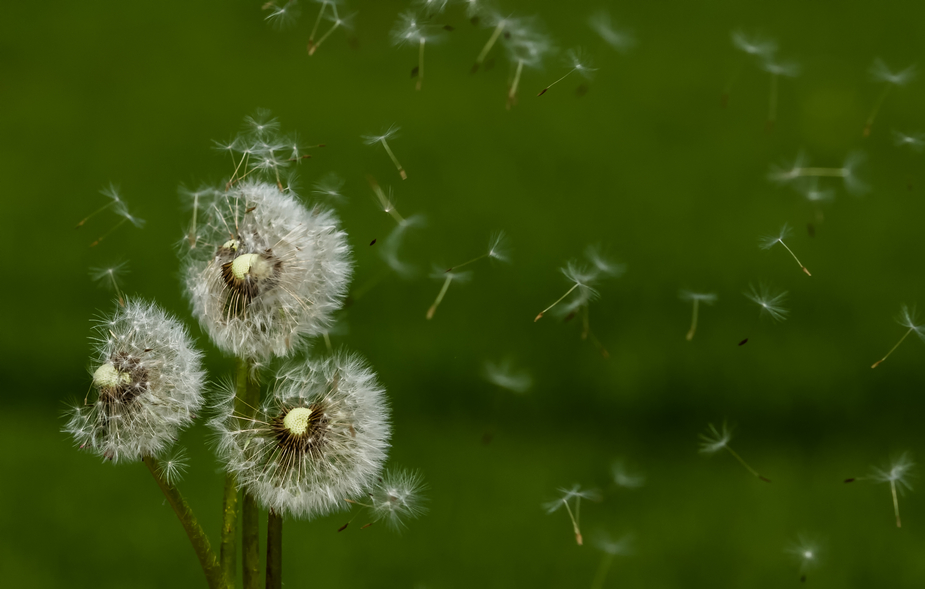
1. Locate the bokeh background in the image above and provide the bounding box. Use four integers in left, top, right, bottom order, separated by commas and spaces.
2, 0, 925, 587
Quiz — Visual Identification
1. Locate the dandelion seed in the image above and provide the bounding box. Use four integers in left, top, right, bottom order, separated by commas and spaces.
761, 57, 800, 132
679, 290, 717, 341
786, 535, 821, 582
426, 266, 472, 320
892, 129, 925, 152
611, 459, 645, 489
378, 215, 425, 279
309, 4, 356, 56
591, 532, 632, 589
759, 223, 811, 276
368, 469, 427, 531
482, 358, 532, 393
363, 125, 407, 180
865, 453, 915, 527
312, 172, 346, 202
391, 10, 445, 90
534, 247, 623, 322
367, 174, 406, 225
179, 184, 217, 249
501, 17, 553, 109
80, 184, 145, 247
538, 48, 596, 96
769, 151, 867, 195
64, 299, 206, 463
90, 261, 130, 308
865, 59, 917, 137
722, 30, 777, 107
588, 10, 635, 52
871, 305, 925, 368
544, 484, 600, 546
744, 283, 789, 322
445, 230, 511, 272
157, 447, 190, 485
263, 0, 301, 29
699, 422, 770, 482
212, 353, 391, 519
305, 0, 341, 49
472, 10, 512, 72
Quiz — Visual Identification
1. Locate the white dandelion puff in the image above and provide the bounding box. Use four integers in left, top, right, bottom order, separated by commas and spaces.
183, 180, 352, 360
212, 352, 390, 519
64, 299, 206, 463
368, 469, 427, 531
744, 283, 789, 322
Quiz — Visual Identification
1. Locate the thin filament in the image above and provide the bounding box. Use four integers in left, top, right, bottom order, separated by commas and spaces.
872, 327, 914, 368
446, 253, 488, 273
76, 201, 115, 228
767, 71, 778, 131
864, 84, 893, 137
534, 282, 581, 322
686, 299, 699, 341
308, 2, 328, 44
380, 139, 407, 180
561, 498, 583, 546
778, 240, 811, 276
538, 68, 576, 96
891, 480, 902, 527
507, 59, 524, 110
427, 275, 453, 320
724, 445, 771, 482
90, 218, 128, 247
309, 20, 341, 55
474, 21, 505, 70
416, 38, 425, 91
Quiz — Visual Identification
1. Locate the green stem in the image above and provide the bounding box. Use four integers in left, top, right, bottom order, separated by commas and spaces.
266, 510, 283, 589
239, 360, 262, 589
143, 456, 224, 589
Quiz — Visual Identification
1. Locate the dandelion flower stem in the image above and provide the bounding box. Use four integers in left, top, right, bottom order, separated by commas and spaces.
591, 553, 615, 589
416, 37, 425, 91
474, 21, 505, 71
238, 360, 262, 589
535, 283, 581, 322
724, 446, 771, 482
380, 138, 407, 180
864, 84, 893, 137
891, 480, 902, 527
778, 240, 811, 276
266, 510, 283, 589
872, 327, 915, 368
686, 299, 700, 341
562, 497, 583, 546
309, 19, 341, 56
427, 275, 453, 320
143, 456, 224, 589
507, 59, 525, 110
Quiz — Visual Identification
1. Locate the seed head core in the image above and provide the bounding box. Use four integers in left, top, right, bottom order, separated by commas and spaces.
93, 363, 131, 389
283, 407, 314, 436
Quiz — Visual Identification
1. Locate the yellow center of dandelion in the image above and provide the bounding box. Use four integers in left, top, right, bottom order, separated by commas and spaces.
283, 407, 314, 436
231, 253, 260, 280
92, 363, 131, 388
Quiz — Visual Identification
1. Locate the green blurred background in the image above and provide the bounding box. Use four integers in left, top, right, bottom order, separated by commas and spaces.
2, 0, 925, 587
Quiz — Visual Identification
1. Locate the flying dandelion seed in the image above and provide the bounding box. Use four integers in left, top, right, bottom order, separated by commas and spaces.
769, 150, 868, 195
588, 10, 635, 52
501, 17, 553, 109
481, 358, 532, 394
892, 129, 925, 152
679, 290, 717, 341
445, 230, 511, 272
426, 266, 472, 320
611, 459, 645, 489
786, 535, 821, 582
543, 484, 600, 546
744, 283, 789, 322
591, 532, 633, 589
699, 422, 771, 482
848, 453, 916, 527
309, 6, 356, 56
78, 184, 145, 247
761, 56, 799, 132
90, 261, 130, 308
865, 59, 917, 137
759, 223, 811, 276
363, 126, 407, 180
537, 48, 597, 96
723, 29, 777, 107
871, 305, 925, 368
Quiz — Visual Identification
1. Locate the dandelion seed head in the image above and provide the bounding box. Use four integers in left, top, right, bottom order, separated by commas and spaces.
362, 125, 400, 146
759, 223, 792, 250
563, 48, 597, 78
892, 130, 925, 151
786, 535, 821, 573
64, 299, 205, 463
184, 180, 352, 360
158, 447, 190, 485
543, 484, 600, 513
871, 452, 915, 493
212, 353, 390, 519
487, 230, 512, 263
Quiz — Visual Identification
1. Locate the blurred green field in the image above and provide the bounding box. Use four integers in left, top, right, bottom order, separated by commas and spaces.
2, 0, 925, 587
